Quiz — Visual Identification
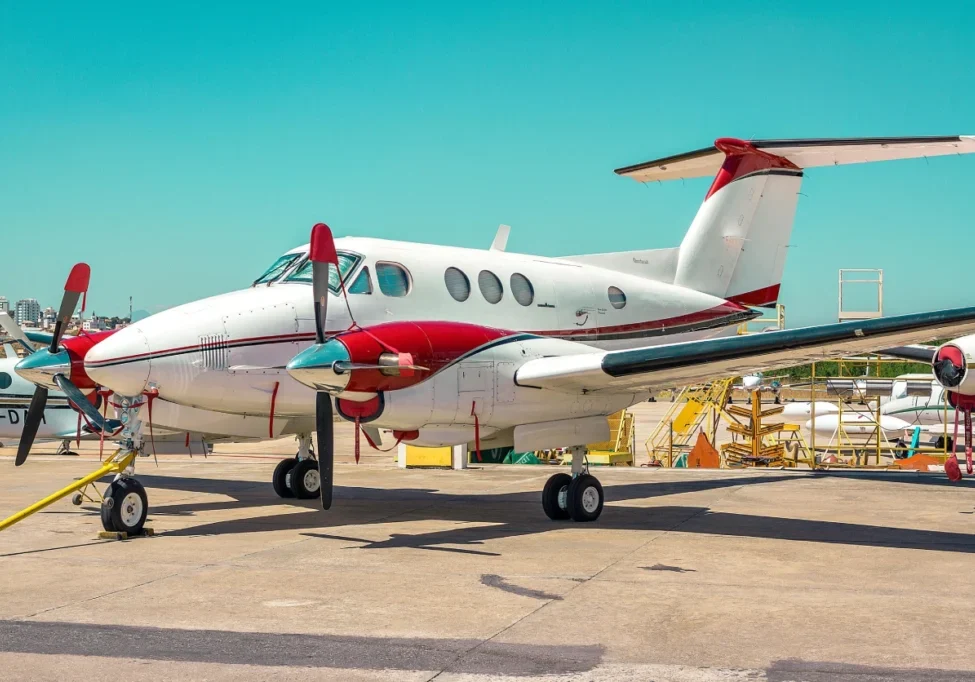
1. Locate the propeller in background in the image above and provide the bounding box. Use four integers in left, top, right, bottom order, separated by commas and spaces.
0, 312, 36, 356
15, 264, 90, 466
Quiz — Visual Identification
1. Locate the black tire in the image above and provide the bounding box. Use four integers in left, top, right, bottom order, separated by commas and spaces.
566, 474, 603, 523
289, 458, 321, 499
272, 458, 297, 498
935, 436, 955, 452
542, 473, 572, 521
100, 478, 148, 535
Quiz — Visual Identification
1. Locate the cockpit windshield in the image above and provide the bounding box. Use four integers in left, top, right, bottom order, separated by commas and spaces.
286, 251, 361, 293
253, 253, 302, 286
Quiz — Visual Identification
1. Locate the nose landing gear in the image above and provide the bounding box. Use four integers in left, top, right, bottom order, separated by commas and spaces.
100, 477, 148, 535
541, 445, 604, 522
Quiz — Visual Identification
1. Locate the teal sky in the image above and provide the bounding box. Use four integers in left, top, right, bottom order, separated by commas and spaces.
2, 2, 974, 327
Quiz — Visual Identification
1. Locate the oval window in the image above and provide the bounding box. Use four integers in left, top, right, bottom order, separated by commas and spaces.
0, 372, 10, 390
478, 270, 503, 304
510, 273, 534, 306
608, 286, 627, 309
376, 262, 411, 297
444, 267, 471, 302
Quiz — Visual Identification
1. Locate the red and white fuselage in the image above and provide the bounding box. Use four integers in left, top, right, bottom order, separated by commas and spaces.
85, 236, 751, 427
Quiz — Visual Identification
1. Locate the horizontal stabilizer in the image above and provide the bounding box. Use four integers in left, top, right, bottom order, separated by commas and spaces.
615, 135, 975, 183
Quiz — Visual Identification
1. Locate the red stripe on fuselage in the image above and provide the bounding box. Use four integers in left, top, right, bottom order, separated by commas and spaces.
85, 303, 749, 367
727, 284, 781, 308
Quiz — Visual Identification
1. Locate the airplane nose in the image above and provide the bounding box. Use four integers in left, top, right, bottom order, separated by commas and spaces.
286, 340, 351, 392
84, 326, 152, 396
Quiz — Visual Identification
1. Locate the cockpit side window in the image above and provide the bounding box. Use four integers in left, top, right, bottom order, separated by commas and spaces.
286, 252, 362, 293
253, 254, 301, 285
349, 267, 373, 294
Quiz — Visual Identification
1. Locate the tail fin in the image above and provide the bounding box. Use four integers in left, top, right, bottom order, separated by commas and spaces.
610, 135, 975, 307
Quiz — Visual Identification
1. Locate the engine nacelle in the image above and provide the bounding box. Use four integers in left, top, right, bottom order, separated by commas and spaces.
932, 336, 975, 395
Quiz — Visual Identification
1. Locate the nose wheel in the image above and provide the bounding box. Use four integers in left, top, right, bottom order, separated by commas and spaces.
100, 478, 148, 535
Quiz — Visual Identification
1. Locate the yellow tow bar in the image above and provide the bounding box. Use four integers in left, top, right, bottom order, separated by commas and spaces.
0, 449, 138, 532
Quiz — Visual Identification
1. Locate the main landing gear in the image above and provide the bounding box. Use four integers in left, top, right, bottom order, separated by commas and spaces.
541, 445, 604, 522
272, 434, 321, 500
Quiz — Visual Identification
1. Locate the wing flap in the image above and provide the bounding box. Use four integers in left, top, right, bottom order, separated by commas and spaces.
516, 306, 975, 393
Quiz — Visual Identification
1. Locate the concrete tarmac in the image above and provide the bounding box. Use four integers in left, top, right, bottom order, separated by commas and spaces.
2, 439, 975, 680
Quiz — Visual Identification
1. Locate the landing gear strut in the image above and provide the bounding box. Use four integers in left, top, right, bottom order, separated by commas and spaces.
272, 434, 320, 500
541, 445, 604, 522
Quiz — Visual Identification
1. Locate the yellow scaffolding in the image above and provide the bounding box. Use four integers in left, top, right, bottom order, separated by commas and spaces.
722, 389, 788, 467
645, 379, 734, 466
586, 410, 635, 465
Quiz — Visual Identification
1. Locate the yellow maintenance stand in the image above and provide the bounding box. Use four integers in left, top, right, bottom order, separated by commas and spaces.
0, 448, 138, 535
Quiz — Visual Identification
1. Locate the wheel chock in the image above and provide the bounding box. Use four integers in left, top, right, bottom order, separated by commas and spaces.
97, 527, 154, 541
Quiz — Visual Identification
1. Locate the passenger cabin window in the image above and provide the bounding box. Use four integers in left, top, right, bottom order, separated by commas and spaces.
0, 372, 10, 390
286, 252, 361, 293
376, 262, 411, 297
253, 253, 301, 285
510, 273, 534, 306
608, 286, 627, 309
444, 267, 471, 302
349, 267, 373, 294
478, 270, 503, 304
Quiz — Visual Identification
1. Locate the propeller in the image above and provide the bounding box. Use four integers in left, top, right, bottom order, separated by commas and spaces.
0, 312, 35, 356
933, 345, 965, 389
309, 223, 340, 509
52, 374, 122, 435
316, 392, 334, 510
15, 263, 90, 466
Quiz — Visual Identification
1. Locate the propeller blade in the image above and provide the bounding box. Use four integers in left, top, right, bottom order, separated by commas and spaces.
316, 392, 334, 510
53, 374, 108, 432
50, 263, 91, 353
309, 223, 339, 345
0, 312, 35, 355
16, 386, 48, 466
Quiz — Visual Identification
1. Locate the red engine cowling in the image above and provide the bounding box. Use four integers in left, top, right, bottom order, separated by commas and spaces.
61, 330, 118, 391
336, 321, 515, 394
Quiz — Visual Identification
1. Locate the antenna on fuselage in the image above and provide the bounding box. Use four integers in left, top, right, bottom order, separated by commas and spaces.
490, 224, 510, 252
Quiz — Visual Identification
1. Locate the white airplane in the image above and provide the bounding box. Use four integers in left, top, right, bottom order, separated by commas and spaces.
13, 134, 975, 535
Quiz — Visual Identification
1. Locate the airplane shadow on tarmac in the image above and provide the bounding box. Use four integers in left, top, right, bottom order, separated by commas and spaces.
118, 471, 975, 555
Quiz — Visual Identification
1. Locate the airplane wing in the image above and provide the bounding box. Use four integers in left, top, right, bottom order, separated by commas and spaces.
515, 307, 975, 394
615, 135, 975, 182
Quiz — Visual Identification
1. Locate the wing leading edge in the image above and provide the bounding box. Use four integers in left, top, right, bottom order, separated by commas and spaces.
515, 306, 975, 394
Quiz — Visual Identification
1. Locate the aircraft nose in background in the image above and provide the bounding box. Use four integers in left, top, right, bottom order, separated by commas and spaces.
84, 325, 152, 396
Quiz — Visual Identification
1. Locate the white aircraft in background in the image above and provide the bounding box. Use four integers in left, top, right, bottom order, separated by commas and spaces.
0, 340, 82, 451
13, 134, 975, 535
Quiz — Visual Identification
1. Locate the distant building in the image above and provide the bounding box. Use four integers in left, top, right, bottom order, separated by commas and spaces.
0, 297, 8, 314
81, 317, 108, 332
41, 307, 56, 330
15, 299, 40, 327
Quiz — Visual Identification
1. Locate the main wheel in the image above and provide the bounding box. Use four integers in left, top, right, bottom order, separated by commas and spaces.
272, 458, 297, 498
100, 478, 148, 535
289, 458, 321, 499
542, 473, 572, 521
566, 474, 604, 523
